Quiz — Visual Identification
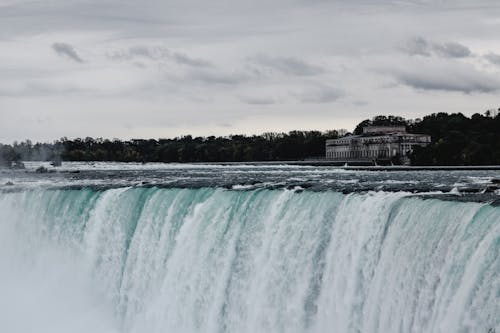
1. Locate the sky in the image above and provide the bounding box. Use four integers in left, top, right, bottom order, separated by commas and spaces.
1, 0, 500, 142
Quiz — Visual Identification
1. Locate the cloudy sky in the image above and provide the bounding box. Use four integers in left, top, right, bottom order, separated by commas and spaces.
1, 0, 500, 142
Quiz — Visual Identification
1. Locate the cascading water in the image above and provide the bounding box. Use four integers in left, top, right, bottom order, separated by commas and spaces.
0, 187, 498, 333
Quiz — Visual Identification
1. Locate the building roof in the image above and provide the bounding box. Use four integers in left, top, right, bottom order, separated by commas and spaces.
325, 129, 430, 145
362, 126, 406, 134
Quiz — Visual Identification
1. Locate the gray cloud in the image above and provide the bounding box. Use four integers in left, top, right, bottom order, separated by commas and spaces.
171, 52, 211, 67
110, 46, 211, 67
128, 46, 160, 58
403, 37, 471, 59
109, 46, 159, 61
52, 42, 84, 63
434, 42, 471, 58
239, 96, 276, 105
251, 55, 324, 76
484, 52, 500, 65
389, 61, 500, 93
404, 37, 431, 56
296, 84, 343, 103
0, 81, 81, 97
186, 69, 248, 85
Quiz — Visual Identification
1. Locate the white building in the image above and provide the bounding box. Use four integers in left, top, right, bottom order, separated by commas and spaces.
325, 126, 431, 165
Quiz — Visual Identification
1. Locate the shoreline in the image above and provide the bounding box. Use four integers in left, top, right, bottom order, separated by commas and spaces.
3, 160, 500, 171
179, 160, 500, 171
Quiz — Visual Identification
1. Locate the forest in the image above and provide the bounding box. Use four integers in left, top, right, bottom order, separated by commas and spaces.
1, 111, 499, 166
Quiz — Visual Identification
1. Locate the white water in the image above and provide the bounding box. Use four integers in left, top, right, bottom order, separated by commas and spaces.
0, 187, 498, 332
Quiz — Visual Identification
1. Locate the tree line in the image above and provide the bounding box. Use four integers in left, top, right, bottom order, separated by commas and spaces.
1, 110, 499, 166
409, 111, 500, 165
0, 130, 342, 165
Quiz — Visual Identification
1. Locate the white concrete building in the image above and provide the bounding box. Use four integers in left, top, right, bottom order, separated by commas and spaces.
325, 126, 431, 165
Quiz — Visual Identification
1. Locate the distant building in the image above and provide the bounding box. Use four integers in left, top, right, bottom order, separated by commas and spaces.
325, 126, 431, 165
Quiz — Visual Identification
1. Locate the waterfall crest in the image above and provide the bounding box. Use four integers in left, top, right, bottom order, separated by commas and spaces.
1, 187, 498, 333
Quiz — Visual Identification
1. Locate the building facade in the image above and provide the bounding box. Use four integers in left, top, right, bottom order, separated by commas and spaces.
325, 126, 431, 165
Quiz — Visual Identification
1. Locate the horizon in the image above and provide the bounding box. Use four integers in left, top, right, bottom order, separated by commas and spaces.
1, 110, 497, 145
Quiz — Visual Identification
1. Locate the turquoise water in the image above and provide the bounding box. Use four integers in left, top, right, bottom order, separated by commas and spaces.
0, 187, 498, 332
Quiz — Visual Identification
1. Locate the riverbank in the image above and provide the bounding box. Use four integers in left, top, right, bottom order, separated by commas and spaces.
188, 160, 500, 171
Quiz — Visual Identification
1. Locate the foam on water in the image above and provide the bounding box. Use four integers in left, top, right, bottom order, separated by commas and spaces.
0, 187, 498, 332
4, 162, 499, 198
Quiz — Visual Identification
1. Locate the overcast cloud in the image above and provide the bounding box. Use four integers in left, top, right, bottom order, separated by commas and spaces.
1, 0, 500, 142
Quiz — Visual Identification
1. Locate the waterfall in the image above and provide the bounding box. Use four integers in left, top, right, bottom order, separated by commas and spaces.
0, 187, 498, 333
